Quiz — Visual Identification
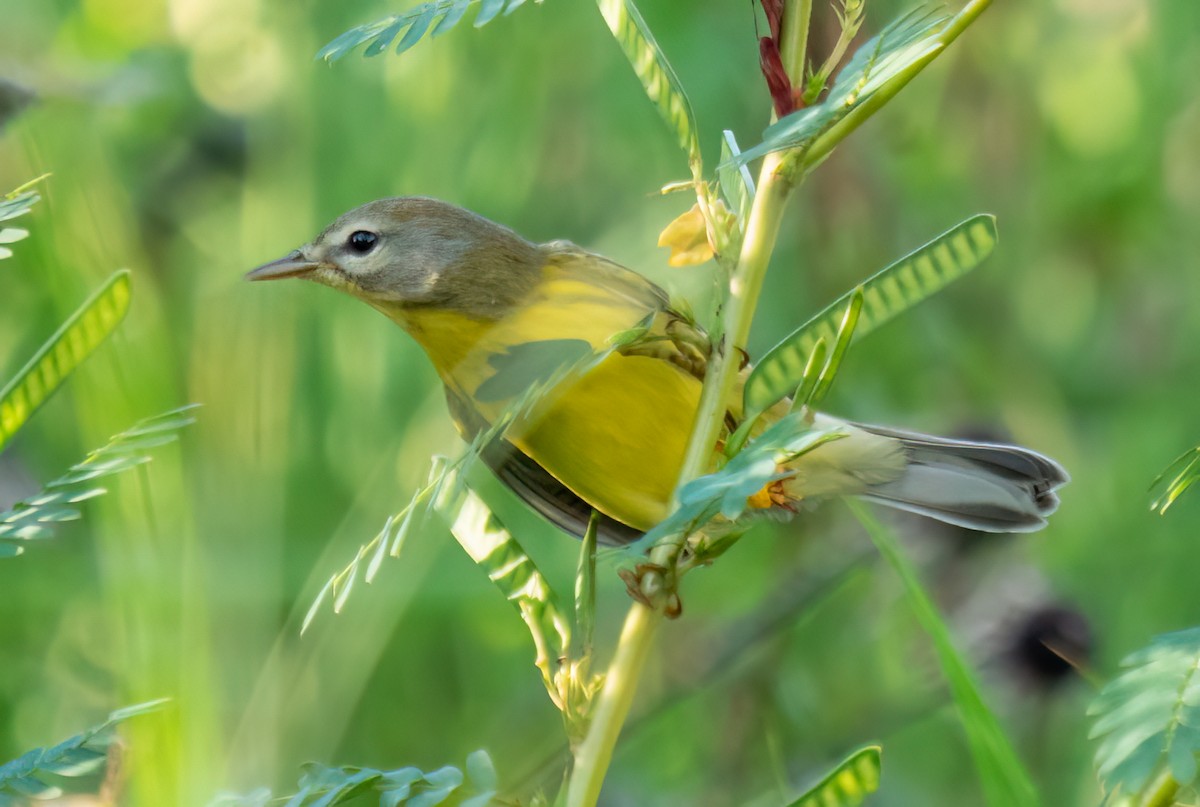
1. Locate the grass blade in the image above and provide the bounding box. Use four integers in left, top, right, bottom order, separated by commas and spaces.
848, 501, 1039, 807
744, 215, 997, 416
0, 270, 132, 455
1150, 447, 1200, 515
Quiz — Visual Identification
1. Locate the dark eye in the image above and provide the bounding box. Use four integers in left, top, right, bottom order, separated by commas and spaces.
348, 230, 377, 254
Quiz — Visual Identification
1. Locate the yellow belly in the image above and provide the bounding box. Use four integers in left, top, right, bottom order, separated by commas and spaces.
513, 352, 701, 530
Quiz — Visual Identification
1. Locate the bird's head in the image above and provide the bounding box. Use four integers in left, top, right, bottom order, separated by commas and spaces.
247, 196, 541, 319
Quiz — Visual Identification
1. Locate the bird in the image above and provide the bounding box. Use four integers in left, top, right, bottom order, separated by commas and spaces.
247, 197, 1067, 546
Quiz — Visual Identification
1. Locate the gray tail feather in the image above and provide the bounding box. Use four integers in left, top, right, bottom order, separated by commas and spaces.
855, 424, 1069, 533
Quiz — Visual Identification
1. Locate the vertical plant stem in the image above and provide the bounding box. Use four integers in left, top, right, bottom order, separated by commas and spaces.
567, 148, 800, 807
565, 3, 815, 803
658, 149, 794, 564
780, 0, 813, 94
566, 603, 662, 807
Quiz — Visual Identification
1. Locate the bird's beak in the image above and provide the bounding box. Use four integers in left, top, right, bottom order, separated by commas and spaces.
245, 250, 321, 282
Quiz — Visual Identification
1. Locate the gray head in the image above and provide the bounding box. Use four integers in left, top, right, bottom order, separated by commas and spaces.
247, 197, 542, 319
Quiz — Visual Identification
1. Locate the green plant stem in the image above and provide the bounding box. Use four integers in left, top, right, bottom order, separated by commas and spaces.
781, 0, 813, 92
565, 139, 800, 807
565, 603, 662, 807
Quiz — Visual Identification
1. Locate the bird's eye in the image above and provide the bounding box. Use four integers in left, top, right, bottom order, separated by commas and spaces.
348, 230, 378, 254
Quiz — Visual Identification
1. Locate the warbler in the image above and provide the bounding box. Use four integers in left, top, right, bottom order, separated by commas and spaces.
248, 197, 1066, 545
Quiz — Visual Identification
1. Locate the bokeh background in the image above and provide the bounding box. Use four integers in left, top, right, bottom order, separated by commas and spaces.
1, 0, 1198, 803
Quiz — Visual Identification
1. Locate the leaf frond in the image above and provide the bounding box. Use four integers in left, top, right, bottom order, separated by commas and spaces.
0, 176, 48, 260
595, 0, 702, 178
0, 270, 132, 454
316, 0, 533, 62
1090, 627, 1200, 798
0, 405, 199, 557
209, 750, 496, 807
0, 699, 167, 804
744, 214, 997, 416
785, 744, 881, 807
733, 4, 955, 166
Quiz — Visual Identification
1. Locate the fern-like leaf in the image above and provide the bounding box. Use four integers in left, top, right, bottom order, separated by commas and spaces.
1090, 628, 1200, 798
0, 270, 132, 454
451, 488, 572, 706
1150, 447, 1200, 515
0, 176, 46, 260
209, 750, 497, 807
595, 0, 702, 178
744, 214, 997, 416
786, 745, 881, 807
0, 405, 199, 557
0, 699, 167, 805
317, 0, 533, 62
735, 6, 949, 165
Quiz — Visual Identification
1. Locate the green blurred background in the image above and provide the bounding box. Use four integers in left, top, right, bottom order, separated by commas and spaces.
1, 0, 1198, 803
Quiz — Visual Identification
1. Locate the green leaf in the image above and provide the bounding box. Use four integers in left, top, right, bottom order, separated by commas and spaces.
1090, 627, 1200, 798
214, 753, 494, 807
628, 413, 847, 553
316, 0, 527, 62
849, 502, 1039, 807
1150, 447, 1200, 515
0, 270, 132, 454
450, 489, 572, 701
744, 214, 997, 416
0, 177, 45, 261
717, 130, 755, 228
735, 6, 950, 165
786, 745, 882, 807
0, 405, 199, 556
0, 699, 166, 803
595, 0, 702, 178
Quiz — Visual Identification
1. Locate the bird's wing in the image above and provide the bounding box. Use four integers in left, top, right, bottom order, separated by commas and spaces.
444, 386, 643, 546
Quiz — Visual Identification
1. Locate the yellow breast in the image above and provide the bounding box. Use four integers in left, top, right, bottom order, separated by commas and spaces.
393, 259, 700, 530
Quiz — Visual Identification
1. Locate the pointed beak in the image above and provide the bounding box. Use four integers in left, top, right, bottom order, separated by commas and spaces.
245, 250, 321, 282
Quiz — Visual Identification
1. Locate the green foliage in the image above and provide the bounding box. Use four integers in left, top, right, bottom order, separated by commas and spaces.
0, 269, 132, 454
849, 502, 1039, 807
316, 0, 535, 62
1150, 447, 1200, 515
744, 214, 998, 416
0, 177, 45, 261
0, 405, 199, 557
450, 487, 573, 709
0, 699, 167, 805
212, 750, 498, 807
801, 0, 867, 106
626, 413, 847, 554
595, 0, 701, 179
786, 745, 881, 807
735, 5, 953, 165
717, 130, 755, 228
1090, 628, 1200, 799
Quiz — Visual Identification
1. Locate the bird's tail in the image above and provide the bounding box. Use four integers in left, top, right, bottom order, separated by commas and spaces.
853, 423, 1069, 533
